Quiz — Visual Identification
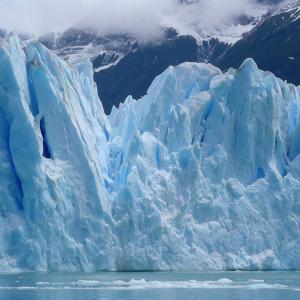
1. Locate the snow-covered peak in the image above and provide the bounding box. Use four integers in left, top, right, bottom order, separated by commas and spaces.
273, 0, 300, 20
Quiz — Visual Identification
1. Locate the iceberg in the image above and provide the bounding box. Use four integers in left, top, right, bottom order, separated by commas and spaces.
0, 34, 299, 272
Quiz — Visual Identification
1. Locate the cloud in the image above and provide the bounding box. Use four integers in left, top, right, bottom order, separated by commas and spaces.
0, 0, 263, 41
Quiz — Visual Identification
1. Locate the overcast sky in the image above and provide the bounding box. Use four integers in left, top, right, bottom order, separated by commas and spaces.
0, 0, 263, 41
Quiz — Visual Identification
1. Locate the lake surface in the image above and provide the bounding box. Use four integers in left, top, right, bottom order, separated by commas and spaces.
0, 271, 299, 300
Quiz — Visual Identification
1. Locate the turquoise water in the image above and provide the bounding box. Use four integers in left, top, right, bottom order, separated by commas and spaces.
0, 271, 299, 300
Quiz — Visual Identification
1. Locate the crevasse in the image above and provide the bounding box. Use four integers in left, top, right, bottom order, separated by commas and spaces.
0, 34, 299, 272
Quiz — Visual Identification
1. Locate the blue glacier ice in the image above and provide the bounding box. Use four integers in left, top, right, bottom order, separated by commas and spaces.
0, 34, 299, 272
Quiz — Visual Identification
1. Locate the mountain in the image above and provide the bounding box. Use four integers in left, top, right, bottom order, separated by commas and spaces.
31, 0, 273, 114
0, 35, 299, 272
2, 1, 292, 115
38, 29, 229, 114
216, 0, 300, 85
38, 28, 135, 66
91, 0, 300, 113
94, 34, 228, 114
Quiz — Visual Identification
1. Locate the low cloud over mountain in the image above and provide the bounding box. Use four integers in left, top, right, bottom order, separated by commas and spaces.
0, 0, 264, 41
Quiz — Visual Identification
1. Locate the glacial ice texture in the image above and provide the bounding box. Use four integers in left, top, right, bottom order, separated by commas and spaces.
0, 34, 299, 272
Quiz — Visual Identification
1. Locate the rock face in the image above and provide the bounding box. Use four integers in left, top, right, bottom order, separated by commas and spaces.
216, 0, 300, 86
0, 35, 299, 272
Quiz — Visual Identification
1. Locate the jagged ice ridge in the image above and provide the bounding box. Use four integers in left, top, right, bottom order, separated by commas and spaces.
0, 34, 299, 272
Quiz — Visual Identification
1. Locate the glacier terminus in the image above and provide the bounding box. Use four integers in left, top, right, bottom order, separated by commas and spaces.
0, 34, 299, 272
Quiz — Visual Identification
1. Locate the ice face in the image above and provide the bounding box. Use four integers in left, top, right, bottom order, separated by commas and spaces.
0, 34, 115, 271
0, 35, 299, 272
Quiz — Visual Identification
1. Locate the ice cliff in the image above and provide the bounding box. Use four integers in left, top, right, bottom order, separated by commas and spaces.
0, 34, 299, 272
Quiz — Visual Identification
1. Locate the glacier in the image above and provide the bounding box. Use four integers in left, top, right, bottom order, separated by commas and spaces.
0, 34, 299, 272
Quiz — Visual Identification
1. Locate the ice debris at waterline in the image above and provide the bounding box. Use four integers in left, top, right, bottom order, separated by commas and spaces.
0, 34, 299, 272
